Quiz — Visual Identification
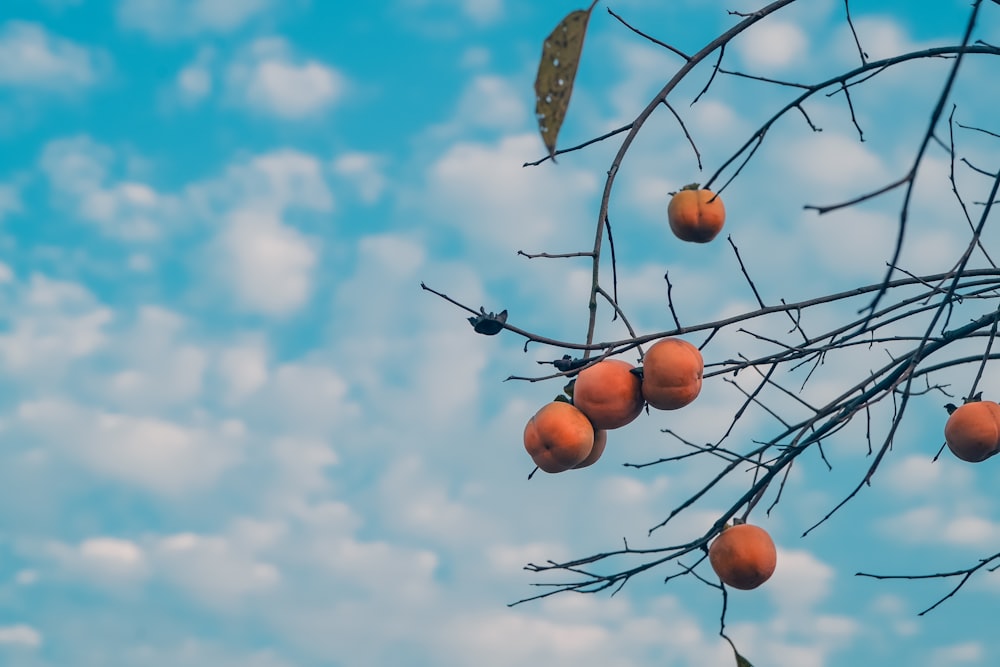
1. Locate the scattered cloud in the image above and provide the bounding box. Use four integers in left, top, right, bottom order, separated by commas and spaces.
117, 0, 274, 39
216, 338, 269, 404
735, 20, 809, 70
879, 505, 1000, 549
226, 37, 346, 119
213, 208, 318, 316
100, 306, 209, 409
0, 182, 22, 221
0, 625, 42, 649
422, 133, 598, 257
16, 397, 245, 496
452, 75, 528, 132
0, 274, 112, 379
333, 151, 387, 204
152, 529, 282, 607
927, 642, 984, 665
38, 0, 85, 9
2, 4, 996, 667
174, 47, 215, 106
39, 135, 180, 241
398, 0, 504, 28
189, 148, 334, 215
0, 21, 105, 90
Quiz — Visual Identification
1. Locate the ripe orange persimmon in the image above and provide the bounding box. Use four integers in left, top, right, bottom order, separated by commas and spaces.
641, 338, 703, 410
708, 523, 777, 590
668, 184, 726, 243
573, 428, 607, 469
523, 401, 596, 473
572, 359, 644, 430
944, 400, 1000, 462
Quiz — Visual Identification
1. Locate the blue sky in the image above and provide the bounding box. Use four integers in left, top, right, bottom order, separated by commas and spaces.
1, 0, 1000, 665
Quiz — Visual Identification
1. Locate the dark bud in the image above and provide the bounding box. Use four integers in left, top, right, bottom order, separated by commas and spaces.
553, 355, 589, 373
468, 307, 508, 335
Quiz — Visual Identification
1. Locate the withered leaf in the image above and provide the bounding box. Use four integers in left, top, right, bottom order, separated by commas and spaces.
534, 1, 598, 161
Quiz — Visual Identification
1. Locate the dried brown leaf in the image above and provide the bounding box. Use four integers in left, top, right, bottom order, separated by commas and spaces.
534, 1, 598, 161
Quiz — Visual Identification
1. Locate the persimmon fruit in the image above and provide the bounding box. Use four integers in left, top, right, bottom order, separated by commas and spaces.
708, 523, 777, 590
572, 359, 644, 430
668, 184, 726, 243
641, 338, 703, 410
523, 401, 596, 473
573, 428, 608, 469
944, 400, 1000, 462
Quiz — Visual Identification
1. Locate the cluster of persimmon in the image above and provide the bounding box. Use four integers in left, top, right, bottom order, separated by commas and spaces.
944, 399, 1000, 462
522, 337, 704, 473
523, 185, 778, 590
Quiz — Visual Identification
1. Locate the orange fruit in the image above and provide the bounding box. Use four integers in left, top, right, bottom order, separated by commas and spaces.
523, 401, 596, 473
668, 184, 726, 243
641, 338, 703, 410
573, 429, 607, 469
708, 523, 777, 590
944, 400, 1000, 462
572, 359, 644, 430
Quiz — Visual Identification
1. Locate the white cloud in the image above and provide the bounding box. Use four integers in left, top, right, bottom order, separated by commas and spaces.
0, 21, 103, 90
736, 20, 809, 70
424, 133, 598, 256
446, 612, 609, 664
0, 274, 112, 378
178, 64, 212, 100
766, 548, 835, 611
49, 536, 151, 583
0, 183, 22, 221
215, 209, 317, 316
153, 530, 281, 606
804, 208, 898, 280
80, 537, 144, 566
333, 151, 387, 204
398, 0, 504, 28
927, 642, 984, 665
460, 0, 502, 25
101, 306, 208, 408
226, 38, 346, 119
190, 149, 334, 215
270, 437, 337, 495
882, 455, 972, 498
453, 75, 528, 131
880, 505, 1000, 549
121, 641, 296, 667
40, 135, 180, 241
38, 0, 84, 8
16, 398, 245, 495
118, 0, 273, 39
0, 625, 42, 649
174, 47, 215, 105
783, 132, 888, 193
217, 339, 269, 403
39, 135, 111, 193
845, 17, 922, 61
14, 570, 38, 586
252, 362, 357, 434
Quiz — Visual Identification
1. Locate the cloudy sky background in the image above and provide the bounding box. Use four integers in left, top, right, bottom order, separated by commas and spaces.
1, 0, 1000, 665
